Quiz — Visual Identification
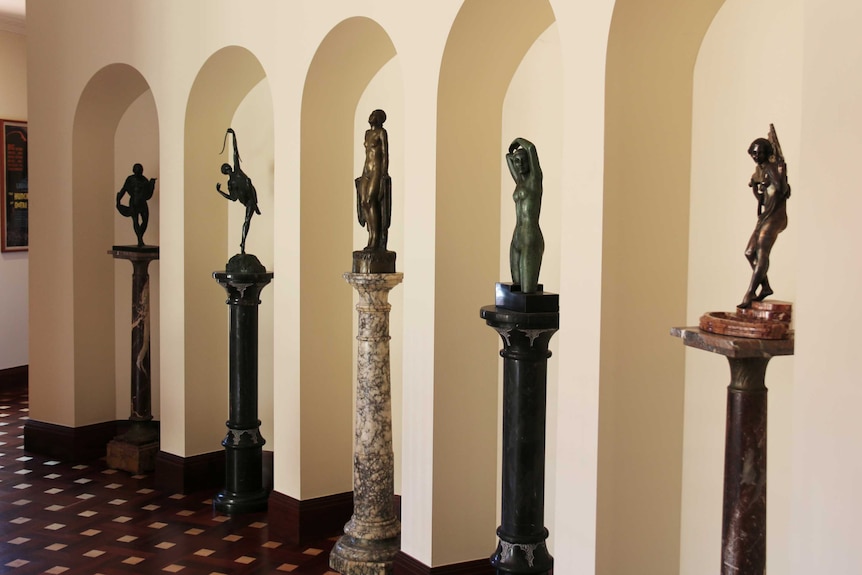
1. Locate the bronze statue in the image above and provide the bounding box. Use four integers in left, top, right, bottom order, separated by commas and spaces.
116, 163, 156, 247
507, 137, 544, 294
739, 124, 790, 308
356, 109, 391, 251
216, 128, 260, 254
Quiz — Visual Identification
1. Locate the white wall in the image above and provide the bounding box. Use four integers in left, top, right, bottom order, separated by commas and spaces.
791, 1, 862, 572
0, 29, 27, 371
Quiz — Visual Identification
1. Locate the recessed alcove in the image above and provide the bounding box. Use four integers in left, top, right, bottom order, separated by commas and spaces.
71, 63, 156, 426
299, 16, 398, 500
181, 45, 272, 457
434, 0, 556, 563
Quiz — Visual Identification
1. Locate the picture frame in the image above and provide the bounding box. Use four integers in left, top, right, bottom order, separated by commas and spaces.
0, 119, 27, 252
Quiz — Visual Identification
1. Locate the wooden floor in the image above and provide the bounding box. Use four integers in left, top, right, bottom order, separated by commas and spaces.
0, 383, 338, 575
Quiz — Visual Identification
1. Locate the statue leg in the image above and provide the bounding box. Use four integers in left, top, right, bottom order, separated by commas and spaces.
740, 232, 777, 308
520, 242, 543, 294
240, 208, 253, 254
510, 231, 520, 286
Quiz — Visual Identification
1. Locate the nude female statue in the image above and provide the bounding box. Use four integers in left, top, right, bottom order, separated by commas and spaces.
739, 125, 790, 308
356, 109, 390, 251
507, 137, 544, 294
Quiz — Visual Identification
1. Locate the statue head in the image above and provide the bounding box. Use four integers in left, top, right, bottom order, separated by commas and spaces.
369, 109, 387, 128
133, 163, 144, 176
511, 147, 530, 175
748, 138, 773, 164
221, 163, 232, 175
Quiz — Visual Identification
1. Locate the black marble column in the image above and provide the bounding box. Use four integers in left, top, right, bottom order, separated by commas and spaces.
481, 283, 559, 575
670, 327, 794, 575
109, 246, 159, 446
212, 262, 273, 515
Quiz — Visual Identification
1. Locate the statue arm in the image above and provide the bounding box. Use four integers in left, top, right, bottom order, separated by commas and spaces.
216, 182, 232, 201
381, 129, 389, 176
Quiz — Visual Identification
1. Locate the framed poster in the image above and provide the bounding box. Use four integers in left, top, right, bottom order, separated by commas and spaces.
0, 120, 27, 252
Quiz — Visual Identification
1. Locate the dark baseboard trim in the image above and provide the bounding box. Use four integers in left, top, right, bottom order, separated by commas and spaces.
24, 418, 117, 463
268, 490, 353, 546
155, 450, 226, 494
0, 365, 27, 387
393, 553, 494, 575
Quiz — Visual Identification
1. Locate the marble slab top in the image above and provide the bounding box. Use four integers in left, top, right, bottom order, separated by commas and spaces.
670, 326, 794, 358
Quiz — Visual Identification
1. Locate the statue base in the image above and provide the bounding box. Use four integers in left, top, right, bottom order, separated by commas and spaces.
700, 300, 792, 340
352, 250, 396, 274
226, 253, 266, 274
495, 282, 559, 313
111, 244, 159, 254
106, 438, 158, 475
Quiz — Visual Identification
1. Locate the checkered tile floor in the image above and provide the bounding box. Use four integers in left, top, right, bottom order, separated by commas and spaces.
0, 383, 338, 574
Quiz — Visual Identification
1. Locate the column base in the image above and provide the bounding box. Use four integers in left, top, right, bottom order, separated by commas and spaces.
330, 532, 401, 575
490, 536, 552, 575
213, 487, 269, 515
106, 438, 158, 474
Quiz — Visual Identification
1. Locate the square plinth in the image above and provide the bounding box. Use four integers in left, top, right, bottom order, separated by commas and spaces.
106, 439, 158, 474
670, 326, 794, 358
495, 282, 559, 312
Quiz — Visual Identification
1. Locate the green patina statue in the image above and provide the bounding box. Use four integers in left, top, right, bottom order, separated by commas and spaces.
507, 137, 544, 294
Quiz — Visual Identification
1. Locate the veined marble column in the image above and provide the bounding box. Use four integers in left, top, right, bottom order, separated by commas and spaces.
330, 272, 403, 575
213, 255, 273, 515
107, 246, 159, 474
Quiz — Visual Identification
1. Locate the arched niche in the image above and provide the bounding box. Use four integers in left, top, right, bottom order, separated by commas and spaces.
113, 90, 161, 421
599, 1, 725, 573
183, 46, 272, 456
684, 0, 802, 572
72, 64, 157, 426
434, 0, 556, 563
300, 17, 397, 499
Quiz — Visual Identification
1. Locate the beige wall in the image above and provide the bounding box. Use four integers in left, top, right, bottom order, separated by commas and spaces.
0, 29, 27, 370
24, 0, 862, 572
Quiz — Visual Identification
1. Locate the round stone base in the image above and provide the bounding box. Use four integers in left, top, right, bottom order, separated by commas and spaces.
329, 534, 400, 575
212, 488, 268, 515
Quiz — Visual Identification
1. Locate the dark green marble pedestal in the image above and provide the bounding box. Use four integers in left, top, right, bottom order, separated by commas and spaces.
213, 262, 273, 515
671, 327, 794, 575
481, 290, 559, 575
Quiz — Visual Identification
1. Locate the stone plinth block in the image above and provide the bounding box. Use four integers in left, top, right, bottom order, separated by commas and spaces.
482, 298, 559, 575
671, 326, 794, 575
106, 438, 158, 475
331, 273, 402, 575
213, 266, 273, 515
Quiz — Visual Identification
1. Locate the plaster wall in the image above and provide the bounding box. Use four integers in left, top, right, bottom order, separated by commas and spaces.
790, 1, 862, 572
0, 28, 27, 371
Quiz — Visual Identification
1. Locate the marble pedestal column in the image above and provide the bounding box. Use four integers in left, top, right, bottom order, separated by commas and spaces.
107, 246, 159, 474
481, 285, 559, 575
213, 263, 273, 515
330, 273, 403, 575
671, 327, 794, 575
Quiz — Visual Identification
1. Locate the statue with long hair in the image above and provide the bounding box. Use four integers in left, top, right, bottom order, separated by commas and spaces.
739, 124, 790, 308
216, 128, 260, 254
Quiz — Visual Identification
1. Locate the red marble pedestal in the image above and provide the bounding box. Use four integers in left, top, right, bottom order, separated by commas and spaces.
670, 326, 794, 575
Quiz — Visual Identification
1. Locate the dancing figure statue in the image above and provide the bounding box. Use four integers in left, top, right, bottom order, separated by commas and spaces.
216, 128, 260, 254
739, 124, 790, 308
507, 137, 544, 294
356, 109, 391, 251
116, 163, 156, 247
